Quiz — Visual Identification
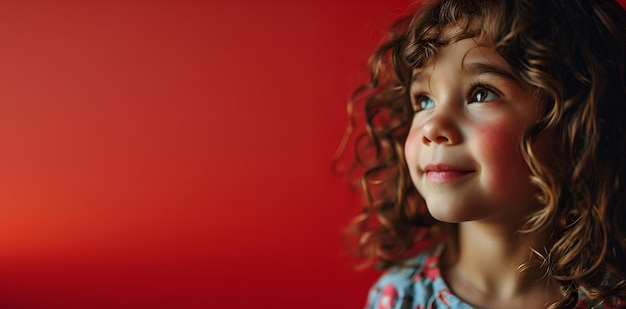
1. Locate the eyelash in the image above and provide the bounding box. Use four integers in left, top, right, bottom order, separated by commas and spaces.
410, 83, 501, 113
410, 95, 433, 112
468, 82, 500, 103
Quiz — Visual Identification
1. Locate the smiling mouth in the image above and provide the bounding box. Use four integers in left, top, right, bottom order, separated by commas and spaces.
422, 165, 474, 183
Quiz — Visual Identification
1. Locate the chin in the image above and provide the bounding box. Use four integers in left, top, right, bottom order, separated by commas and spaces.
426, 203, 485, 224
427, 208, 469, 224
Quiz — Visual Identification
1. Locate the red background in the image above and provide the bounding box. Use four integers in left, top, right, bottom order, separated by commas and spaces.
0, 1, 624, 308
0, 0, 409, 308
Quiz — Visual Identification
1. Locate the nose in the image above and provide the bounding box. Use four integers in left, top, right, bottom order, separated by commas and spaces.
421, 112, 461, 145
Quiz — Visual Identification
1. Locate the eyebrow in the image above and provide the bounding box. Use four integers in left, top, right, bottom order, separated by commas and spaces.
410, 61, 522, 89
411, 68, 428, 84
463, 62, 521, 85
410, 69, 431, 92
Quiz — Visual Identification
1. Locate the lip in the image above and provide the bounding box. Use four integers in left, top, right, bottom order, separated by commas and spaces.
421, 164, 474, 183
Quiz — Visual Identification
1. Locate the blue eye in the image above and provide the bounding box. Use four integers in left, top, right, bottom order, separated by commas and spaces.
413, 96, 435, 112
470, 87, 499, 103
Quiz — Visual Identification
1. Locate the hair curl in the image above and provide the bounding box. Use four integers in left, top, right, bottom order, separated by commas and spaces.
338, 0, 626, 307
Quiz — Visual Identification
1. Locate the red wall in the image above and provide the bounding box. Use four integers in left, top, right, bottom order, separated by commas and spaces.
0, 1, 623, 308
0, 0, 408, 308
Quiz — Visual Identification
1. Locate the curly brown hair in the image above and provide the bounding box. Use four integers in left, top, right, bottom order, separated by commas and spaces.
338, 0, 626, 307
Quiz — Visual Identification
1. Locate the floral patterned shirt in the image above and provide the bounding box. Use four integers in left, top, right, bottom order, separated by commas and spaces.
364, 244, 616, 309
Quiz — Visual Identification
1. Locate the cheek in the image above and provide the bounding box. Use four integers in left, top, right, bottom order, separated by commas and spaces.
404, 128, 422, 176
474, 122, 523, 162
472, 123, 530, 189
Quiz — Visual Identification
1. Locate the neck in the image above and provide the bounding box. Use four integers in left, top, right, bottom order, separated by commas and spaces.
442, 221, 558, 309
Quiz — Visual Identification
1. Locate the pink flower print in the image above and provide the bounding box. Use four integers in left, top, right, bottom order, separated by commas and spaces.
413, 253, 441, 282
413, 272, 422, 281
436, 289, 452, 307
378, 284, 399, 309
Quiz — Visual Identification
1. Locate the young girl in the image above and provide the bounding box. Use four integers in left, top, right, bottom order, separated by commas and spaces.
339, 0, 626, 308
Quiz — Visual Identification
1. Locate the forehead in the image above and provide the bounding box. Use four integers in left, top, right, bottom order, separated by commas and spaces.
410, 38, 516, 84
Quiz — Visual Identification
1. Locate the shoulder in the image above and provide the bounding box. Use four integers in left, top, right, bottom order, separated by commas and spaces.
364, 244, 473, 309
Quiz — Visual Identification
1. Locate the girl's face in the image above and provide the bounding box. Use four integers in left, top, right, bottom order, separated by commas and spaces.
405, 38, 545, 225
